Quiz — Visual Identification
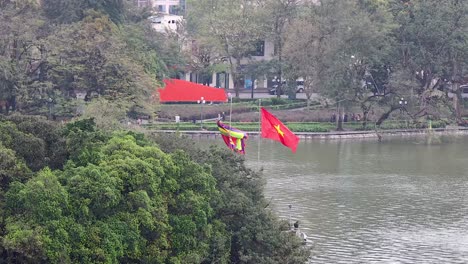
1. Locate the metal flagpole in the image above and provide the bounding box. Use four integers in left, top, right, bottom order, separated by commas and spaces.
257, 99, 261, 165
227, 92, 234, 153
229, 93, 233, 127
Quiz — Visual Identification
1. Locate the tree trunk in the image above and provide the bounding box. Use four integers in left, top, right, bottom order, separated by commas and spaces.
451, 59, 463, 121
336, 102, 343, 131
277, 41, 282, 99
376, 107, 397, 126
361, 103, 370, 129
453, 86, 462, 121
251, 77, 255, 99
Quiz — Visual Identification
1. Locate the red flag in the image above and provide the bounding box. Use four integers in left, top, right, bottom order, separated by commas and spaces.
261, 107, 300, 153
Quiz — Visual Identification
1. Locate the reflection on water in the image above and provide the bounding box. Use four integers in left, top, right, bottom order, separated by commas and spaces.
200, 135, 468, 263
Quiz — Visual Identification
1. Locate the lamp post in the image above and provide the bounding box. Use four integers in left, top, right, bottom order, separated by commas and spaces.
399, 97, 408, 128
197, 96, 205, 129
398, 97, 408, 107
47, 97, 53, 120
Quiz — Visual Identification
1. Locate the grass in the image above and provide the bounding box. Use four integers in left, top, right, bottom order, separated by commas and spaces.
154, 98, 449, 132
157, 99, 311, 122
144, 119, 447, 133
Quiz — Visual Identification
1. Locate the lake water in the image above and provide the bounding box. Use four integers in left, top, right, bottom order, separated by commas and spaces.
204, 134, 468, 263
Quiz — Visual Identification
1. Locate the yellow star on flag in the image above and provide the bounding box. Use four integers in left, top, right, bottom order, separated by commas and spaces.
274, 124, 284, 137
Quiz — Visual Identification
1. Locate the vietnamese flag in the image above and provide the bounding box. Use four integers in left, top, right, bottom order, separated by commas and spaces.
261, 107, 300, 153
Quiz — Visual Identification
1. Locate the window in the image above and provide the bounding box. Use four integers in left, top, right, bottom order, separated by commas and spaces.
169, 5, 179, 15
462, 86, 468, 94
157, 5, 166, 12
136, 0, 151, 8
190, 72, 198, 83
148, 16, 161, 23
179, 0, 186, 14
216, 72, 229, 89
248, 41, 265, 56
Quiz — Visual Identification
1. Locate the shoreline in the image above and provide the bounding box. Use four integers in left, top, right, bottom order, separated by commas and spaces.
151, 127, 468, 140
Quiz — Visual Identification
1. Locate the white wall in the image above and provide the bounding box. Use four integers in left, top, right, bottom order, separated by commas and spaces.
148, 15, 183, 32
152, 0, 180, 14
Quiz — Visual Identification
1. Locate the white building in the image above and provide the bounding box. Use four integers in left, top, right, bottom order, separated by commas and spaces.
153, 0, 184, 15
185, 40, 276, 89
135, 0, 152, 8
139, 0, 276, 90
148, 14, 183, 33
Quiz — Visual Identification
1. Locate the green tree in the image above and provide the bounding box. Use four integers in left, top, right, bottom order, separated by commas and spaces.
389, 0, 468, 122
4, 169, 71, 263
0, 115, 67, 170
0, 146, 30, 189
285, 0, 397, 128
152, 134, 310, 264
1, 1, 164, 118
46, 12, 157, 117
187, 0, 270, 97
0, 1, 50, 114
264, 0, 299, 98
42, 0, 125, 24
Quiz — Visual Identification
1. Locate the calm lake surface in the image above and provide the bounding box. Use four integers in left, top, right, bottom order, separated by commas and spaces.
200, 134, 468, 263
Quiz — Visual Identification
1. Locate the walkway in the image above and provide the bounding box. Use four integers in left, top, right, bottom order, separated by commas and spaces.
150, 127, 468, 140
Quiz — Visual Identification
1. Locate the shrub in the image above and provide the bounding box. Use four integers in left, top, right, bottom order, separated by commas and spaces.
270, 97, 287, 105
0, 114, 68, 170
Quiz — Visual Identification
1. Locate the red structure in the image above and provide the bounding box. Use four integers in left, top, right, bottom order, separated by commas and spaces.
158, 79, 228, 103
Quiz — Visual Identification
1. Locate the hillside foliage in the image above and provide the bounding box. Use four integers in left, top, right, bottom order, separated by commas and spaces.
0, 116, 309, 263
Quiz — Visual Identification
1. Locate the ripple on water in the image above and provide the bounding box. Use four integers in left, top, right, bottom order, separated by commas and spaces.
242, 138, 468, 264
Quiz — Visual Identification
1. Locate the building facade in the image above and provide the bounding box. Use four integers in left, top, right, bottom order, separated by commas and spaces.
139, 0, 275, 90
185, 40, 276, 89
148, 14, 183, 32
135, 0, 152, 8
153, 0, 184, 15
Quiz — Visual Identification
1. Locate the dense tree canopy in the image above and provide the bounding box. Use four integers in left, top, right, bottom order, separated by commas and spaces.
299, 0, 468, 125
0, 0, 188, 120
0, 116, 309, 263
187, 0, 271, 97
186, 0, 468, 125
42, 0, 125, 24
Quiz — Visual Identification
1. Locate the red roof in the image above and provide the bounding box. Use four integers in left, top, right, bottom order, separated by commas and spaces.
158, 79, 228, 103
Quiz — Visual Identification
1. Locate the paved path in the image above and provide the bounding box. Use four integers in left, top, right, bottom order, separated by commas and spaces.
150, 127, 468, 140
230, 90, 320, 100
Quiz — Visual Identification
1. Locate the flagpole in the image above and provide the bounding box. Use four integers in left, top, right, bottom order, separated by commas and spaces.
257, 99, 261, 165
228, 92, 234, 153
229, 93, 233, 128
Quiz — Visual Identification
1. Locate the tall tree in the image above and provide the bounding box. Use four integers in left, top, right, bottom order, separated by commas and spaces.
46, 12, 157, 117
265, 0, 298, 98
187, 0, 269, 97
0, 0, 50, 114
284, 0, 354, 129
389, 0, 468, 122
42, 0, 125, 24
152, 134, 311, 264
285, 0, 398, 128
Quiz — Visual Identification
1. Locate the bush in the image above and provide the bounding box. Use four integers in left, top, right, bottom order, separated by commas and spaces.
270, 97, 287, 105
151, 135, 311, 264
0, 114, 68, 170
